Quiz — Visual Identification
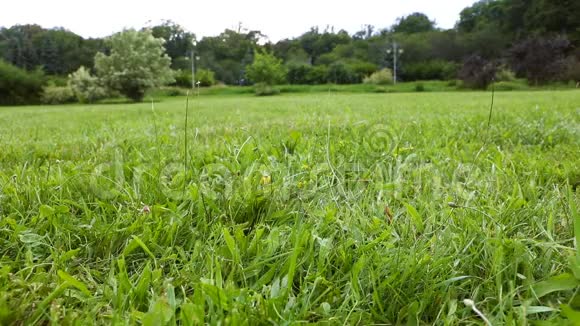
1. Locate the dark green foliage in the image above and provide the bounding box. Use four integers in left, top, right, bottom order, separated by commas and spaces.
149, 20, 195, 68
392, 12, 436, 33
402, 60, 458, 81
196, 28, 261, 84
457, 0, 580, 44
0, 59, 44, 105
0, 25, 104, 75
563, 58, 580, 83
286, 64, 314, 84
327, 62, 356, 84
307, 65, 330, 84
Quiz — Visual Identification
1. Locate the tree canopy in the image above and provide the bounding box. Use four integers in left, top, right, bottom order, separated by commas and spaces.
392, 13, 436, 34
94, 29, 174, 101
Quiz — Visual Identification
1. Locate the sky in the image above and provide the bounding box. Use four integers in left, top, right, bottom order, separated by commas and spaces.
1, 0, 477, 41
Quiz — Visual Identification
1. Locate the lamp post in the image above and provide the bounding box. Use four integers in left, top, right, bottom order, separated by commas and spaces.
191, 40, 197, 90
386, 43, 404, 84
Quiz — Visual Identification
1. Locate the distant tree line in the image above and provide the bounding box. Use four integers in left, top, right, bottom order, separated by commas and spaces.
1, 0, 579, 103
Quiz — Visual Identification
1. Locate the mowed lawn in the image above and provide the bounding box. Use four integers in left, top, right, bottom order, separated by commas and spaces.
0, 91, 579, 324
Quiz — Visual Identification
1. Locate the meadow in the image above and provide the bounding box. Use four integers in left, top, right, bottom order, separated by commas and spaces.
0, 90, 579, 324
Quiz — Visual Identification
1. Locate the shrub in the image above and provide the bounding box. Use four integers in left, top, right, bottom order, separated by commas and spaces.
68, 66, 108, 103
327, 62, 357, 84
41, 86, 76, 104
350, 62, 378, 83
254, 82, 280, 96
415, 83, 426, 92
173, 70, 192, 88
196, 69, 216, 87
287, 64, 314, 84
363, 68, 394, 85
306, 66, 329, 84
495, 67, 517, 82
458, 55, 496, 89
0, 60, 45, 105
402, 60, 458, 81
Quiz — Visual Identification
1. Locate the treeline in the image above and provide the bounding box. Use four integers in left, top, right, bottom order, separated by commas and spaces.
1, 0, 579, 101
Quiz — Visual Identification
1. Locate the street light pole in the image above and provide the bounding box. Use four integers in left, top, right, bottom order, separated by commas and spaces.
387, 43, 404, 84
191, 40, 197, 90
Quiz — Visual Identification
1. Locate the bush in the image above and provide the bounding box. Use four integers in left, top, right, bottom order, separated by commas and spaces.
327, 62, 357, 84
196, 69, 216, 87
402, 60, 458, 81
350, 62, 378, 83
254, 82, 280, 96
307, 66, 329, 84
173, 70, 192, 88
415, 83, 426, 92
363, 68, 394, 85
458, 55, 496, 89
41, 86, 76, 104
0, 60, 45, 105
287, 64, 314, 84
495, 67, 517, 82
68, 66, 108, 103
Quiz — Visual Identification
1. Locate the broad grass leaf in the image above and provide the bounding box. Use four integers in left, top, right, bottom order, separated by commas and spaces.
532, 273, 580, 298
561, 304, 580, 323
524, 306, 558, 315
57, 270, 91, 297
404, 203, 424, 233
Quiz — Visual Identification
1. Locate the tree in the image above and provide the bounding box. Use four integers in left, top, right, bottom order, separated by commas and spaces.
94, 29, 174, 101
196, 29, 262, 84
392, 13, 436, 34
509, 36, 571, 84
0, 59, 44, 105
0, 25, 102, 75
246, 50, 286, 85
148, 20, 195, 68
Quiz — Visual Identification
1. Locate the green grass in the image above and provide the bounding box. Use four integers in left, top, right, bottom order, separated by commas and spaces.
151, 80, 578, 98
0, 91, 579, 324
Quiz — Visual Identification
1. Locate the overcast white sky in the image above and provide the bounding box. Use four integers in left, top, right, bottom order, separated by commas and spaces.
1, 0, 476, 41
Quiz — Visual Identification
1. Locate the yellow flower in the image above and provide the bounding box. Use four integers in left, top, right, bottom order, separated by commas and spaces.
260, 175, 272, 185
